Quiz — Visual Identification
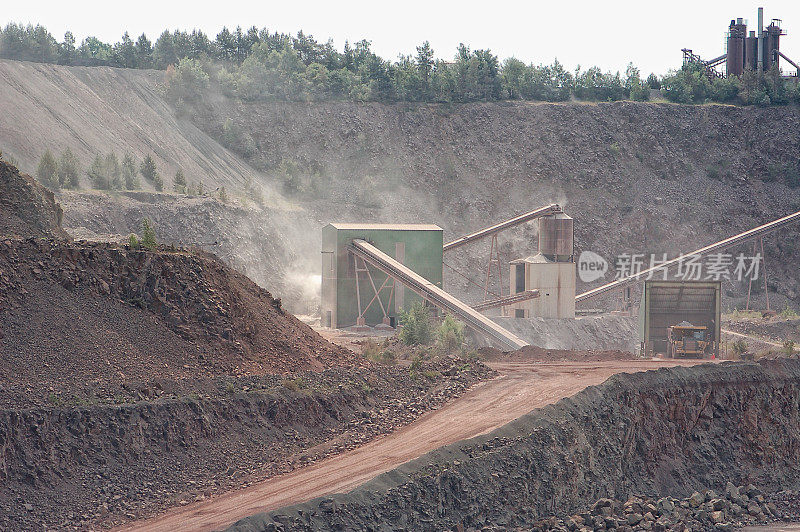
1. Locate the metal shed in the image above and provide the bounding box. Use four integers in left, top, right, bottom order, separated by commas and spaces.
321, 223, 443, 329
639, 280, 721, 357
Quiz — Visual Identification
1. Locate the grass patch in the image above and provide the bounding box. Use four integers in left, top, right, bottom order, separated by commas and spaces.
282, 377, 308, 392
362, 339, 397, 365
423, 370, 440, 381
780, 303, 799, 319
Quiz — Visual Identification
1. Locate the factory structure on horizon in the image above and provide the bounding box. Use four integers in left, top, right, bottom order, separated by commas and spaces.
682, 7, 800, 79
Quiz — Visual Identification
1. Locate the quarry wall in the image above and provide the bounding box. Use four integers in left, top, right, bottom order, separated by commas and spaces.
231, 359, 800, 531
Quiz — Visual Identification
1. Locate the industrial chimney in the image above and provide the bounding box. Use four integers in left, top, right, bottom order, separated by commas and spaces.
758, 7, 764, 72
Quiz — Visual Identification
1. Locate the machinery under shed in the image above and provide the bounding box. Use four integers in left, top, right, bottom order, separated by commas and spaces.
321, 203, 800, 351
639, 280, 721, 358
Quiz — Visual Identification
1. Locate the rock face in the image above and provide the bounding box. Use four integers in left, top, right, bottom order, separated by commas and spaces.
233, 359, 800, 531
0, 359, 492, 530
208, 100, 800, 308
58, 189, 322, 314
0, 160, 69, 240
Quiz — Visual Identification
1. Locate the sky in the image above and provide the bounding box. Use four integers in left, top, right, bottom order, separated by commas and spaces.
4, 1, 800, 75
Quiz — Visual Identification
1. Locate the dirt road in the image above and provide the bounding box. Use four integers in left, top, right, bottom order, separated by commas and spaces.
722, 328, 784, 348
120, 359, 707, 532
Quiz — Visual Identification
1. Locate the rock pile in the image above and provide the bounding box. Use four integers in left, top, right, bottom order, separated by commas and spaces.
540, 483, 791, 532
0, 238, 359, 407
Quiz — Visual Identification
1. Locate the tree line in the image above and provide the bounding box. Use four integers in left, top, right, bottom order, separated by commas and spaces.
2, 22, 798, 106
661, 62, 800, 106
1, 22, 651, 103
35, 149, 214, 197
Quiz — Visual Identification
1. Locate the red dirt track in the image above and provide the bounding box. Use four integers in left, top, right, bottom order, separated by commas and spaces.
120, 358, 708, 532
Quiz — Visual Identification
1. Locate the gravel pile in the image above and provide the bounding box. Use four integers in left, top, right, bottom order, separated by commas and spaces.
0, 238, 358, 408
538, 483, 794, 532
490, 315, 639, 353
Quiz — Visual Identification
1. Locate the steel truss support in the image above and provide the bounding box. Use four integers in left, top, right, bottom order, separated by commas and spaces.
353, 254, 393, 326
484, 234, 504, 302
745, 237, 770, 312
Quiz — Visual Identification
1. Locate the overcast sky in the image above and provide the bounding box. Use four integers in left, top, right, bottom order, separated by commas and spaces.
4, 1, 800, 75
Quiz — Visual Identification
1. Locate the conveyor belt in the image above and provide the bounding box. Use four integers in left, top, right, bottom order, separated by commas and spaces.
471, 290, 540, 312
576, 209, 800, 302
443, 204, 559, 251
347, 239, 528, 350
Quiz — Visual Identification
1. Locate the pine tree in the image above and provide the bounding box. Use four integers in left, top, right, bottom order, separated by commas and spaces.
416, 41, 434, 96
121, 152, 139, 189
115, 32, 136, 68
87, 154, 109, 189
106, 152, 122, 189
140, 153, 163, 191
58, 31, 77, 65
140, 218, 157, 250
36, 149, 58, 189
134, 33, 152, 68
218, 186, 228, 203
173, 168, 186, 193
57, 148, 80, 189
139, 154, 157, 182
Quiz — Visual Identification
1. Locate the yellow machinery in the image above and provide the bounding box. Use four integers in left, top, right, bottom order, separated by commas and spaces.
667, 323, 712, 359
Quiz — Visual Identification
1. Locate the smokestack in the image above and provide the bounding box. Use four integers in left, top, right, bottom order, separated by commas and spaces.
758, 7, 764, 72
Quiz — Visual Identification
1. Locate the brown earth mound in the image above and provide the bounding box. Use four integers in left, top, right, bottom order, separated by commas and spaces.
0, 238, 357, 408
0, 159, 69, 240
479, 345, 634, 363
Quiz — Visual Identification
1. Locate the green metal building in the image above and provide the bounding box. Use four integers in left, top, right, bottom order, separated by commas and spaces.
321, 223, 443, 329
639, 280, 721, 357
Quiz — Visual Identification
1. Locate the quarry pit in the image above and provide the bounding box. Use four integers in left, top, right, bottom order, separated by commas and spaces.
2, 22, 800, 530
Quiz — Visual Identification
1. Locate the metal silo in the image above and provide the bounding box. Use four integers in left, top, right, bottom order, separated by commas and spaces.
745, 31, 759, 70
539, 212, 574, 262
726, 19, 746, 77
765, 20, 784, 70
